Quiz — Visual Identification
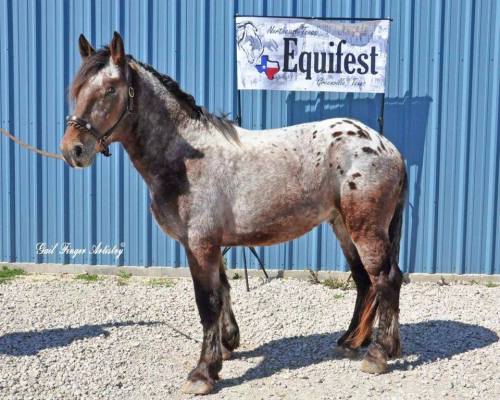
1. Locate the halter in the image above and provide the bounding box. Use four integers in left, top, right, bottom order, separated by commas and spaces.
66, 69, 135, 157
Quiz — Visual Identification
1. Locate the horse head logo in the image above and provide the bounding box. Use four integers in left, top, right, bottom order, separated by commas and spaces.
237, 22, 264, 64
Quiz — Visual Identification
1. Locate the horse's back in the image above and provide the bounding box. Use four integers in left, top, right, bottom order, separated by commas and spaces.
235, 116, 403, 186
238, 117, 400, 158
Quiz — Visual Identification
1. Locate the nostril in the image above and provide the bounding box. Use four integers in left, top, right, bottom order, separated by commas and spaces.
73, 145, 83, 158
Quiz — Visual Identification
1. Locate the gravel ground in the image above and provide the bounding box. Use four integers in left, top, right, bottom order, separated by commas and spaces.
0, 273, 499, 399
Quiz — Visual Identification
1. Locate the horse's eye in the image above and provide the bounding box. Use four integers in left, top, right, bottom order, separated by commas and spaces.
106, 87, 115, 95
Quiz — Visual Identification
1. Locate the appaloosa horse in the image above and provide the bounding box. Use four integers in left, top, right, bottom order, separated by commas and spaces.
61, 32, 407, 395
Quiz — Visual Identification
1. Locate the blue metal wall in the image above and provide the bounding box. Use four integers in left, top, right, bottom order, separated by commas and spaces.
1, 0, 499, 274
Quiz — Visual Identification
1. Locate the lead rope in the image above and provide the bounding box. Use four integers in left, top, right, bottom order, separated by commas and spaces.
0, 127, 63, 160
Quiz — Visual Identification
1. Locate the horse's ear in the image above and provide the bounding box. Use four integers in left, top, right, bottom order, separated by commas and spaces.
236, 24, 245, 43
78, 34, 95, 60
110, 31, 126, 67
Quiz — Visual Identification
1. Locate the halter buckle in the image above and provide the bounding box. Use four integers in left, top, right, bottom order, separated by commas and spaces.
99, 138, 112, 157
128, 87, 135, 98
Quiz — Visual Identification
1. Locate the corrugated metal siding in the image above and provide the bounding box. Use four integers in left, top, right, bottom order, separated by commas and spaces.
1, 0, 499, 274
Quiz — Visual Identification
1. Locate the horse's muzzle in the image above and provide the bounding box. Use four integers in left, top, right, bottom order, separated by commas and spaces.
60, 141, 95, 169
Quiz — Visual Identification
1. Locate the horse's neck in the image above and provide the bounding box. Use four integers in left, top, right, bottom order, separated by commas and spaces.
119, 72, 202, 194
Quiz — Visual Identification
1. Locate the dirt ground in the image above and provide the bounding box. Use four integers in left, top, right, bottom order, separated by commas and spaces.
0, 273, 499, 399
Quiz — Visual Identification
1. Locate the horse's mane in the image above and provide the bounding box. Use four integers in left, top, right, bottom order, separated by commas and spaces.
71, 46, 238, 142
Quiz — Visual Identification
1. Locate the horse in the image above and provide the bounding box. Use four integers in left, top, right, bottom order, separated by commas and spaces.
237, 21, 264, 64
60, 32, 407, 395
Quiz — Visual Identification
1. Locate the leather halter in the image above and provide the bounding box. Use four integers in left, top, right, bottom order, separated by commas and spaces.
66, 69, 135, 157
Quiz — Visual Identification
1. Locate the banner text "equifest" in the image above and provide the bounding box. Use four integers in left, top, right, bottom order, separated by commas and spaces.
282, 38, 379, 80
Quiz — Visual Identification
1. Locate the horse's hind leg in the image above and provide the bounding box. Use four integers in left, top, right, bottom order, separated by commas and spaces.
360, 242, 402, 374
341, 187, 405, 373
181, 242, 224, 395
349, 231, 403, 374
329, 212, 373, 353
219, 261, 240, 360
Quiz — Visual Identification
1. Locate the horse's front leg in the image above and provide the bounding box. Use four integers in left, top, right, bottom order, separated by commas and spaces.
219, 261, 240, 360
181, 243, 224, 395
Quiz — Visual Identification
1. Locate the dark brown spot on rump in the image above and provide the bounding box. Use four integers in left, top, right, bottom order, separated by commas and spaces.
332, 131, 343, 137
352, 172, 361, 178
347, 131, 356, 136
348, 181, 357, 190
357, 130, 370, 139
362, 147, 378, 155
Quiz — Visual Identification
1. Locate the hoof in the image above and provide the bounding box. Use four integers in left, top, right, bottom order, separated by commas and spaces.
221, 344, 232, 360
360, 357, 388, 374
360, 344, 388, 374
335, 345, 360, 360
181, 379, 213, 395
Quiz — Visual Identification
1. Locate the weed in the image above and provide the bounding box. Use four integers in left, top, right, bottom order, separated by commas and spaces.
485, 281, 499, 288
232, 272, 241, 280
148, 278, 175, 288
322, 276, 354, 290
117, 269, 132, 279
0, 266, 27, 284
333, 293, 344, 299
75, 273, 100, 283
322, 277, 345, 289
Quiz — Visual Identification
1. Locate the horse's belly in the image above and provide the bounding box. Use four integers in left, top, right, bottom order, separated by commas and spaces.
222, 203, 333, 246
223, 225, 316, 247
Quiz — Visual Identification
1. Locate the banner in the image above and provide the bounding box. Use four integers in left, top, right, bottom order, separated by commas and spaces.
236, 17, 389, 93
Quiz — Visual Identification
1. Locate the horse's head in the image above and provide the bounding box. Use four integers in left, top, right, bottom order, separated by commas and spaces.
237, 22, 263, 64
60, 32, 134, 168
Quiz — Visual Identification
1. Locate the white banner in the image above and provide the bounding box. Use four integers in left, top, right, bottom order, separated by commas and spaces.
236, 17, 390, 93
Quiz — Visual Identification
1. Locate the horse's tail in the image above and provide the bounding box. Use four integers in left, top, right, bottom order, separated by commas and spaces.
389, 168, 407, 267
348, 167, 407, 349
349, 286, 378, 348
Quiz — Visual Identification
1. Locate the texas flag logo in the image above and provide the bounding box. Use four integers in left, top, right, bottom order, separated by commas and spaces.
255, 55, 280, 80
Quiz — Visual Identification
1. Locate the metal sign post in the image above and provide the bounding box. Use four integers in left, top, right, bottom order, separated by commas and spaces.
378, 92, 386, 135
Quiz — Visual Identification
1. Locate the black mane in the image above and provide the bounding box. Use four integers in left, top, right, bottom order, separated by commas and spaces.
71, 46, 238, 142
